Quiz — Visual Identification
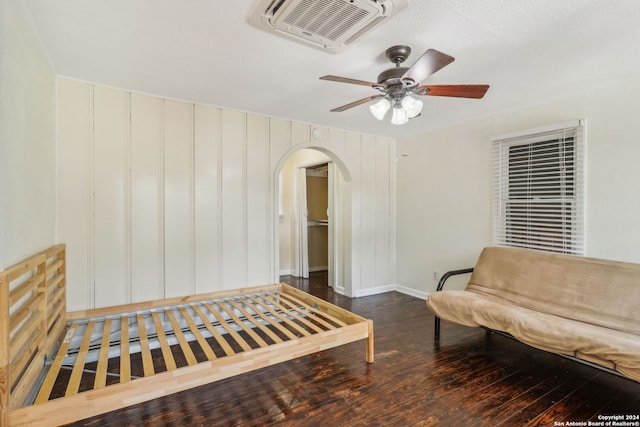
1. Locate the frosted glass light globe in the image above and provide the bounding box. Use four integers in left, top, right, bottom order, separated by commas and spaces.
369, 97, 391, 120
401, 95, 423, 119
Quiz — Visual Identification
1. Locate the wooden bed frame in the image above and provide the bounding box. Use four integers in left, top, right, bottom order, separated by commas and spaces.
1, 245, 374, 427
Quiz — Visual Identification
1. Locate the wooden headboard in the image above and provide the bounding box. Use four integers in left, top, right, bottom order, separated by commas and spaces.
0, 244, 66, 423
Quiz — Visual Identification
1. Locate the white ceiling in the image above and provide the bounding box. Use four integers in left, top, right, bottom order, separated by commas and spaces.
24, 0, 640, 138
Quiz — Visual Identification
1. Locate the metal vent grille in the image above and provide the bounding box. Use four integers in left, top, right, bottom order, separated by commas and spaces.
282, 0, 372, 42
251, 0, 408, 51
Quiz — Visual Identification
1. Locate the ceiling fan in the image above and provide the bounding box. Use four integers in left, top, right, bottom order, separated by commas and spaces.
320, 45, 489, 125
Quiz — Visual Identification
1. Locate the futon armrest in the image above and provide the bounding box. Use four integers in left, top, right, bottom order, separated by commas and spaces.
432, 267, 474, 338
436, 268, 474, 292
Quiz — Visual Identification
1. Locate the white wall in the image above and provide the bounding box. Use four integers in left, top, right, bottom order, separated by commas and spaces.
57, 78, 397, 310
0, 1, 56, 270
396, 78, 640, 296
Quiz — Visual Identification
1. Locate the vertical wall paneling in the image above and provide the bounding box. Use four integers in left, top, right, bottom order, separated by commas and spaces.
327, 129, 345, 289
270, 118, 292, 282
360, 135, 377, 289
311, 126, 329, 146
56, 79, 398, 309
269, 118, 292, 174
327, 128, 346, 158
130, 93, 164, 302
336, 164, 351, 293
345, 132, 362, 293
93, 86, 130, 308
247, 114, 271, 285
375, 138, 391, 285
56, 79, 93, 311
221, 110, 247, 289
194, 105, 222, 293
164, 100, 195, 298
387, 138, 397, 285
291, 121, 310, 146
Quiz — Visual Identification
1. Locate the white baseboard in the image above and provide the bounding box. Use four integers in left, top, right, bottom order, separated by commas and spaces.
395, 285, 429, 300
353, 284, 396, 298
354, 284, 429, 300
275, 275, 429, 300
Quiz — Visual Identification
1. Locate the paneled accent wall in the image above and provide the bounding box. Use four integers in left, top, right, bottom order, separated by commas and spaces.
57, 78, 396, 310
0, 0, 56, 270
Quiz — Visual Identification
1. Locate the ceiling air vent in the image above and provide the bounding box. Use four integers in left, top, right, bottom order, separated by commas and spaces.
250, 0, 408, 52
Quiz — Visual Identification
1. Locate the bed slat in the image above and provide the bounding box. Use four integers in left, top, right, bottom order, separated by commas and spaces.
282, 285, 359, 325
214, 301, 269, 348
232, 297, 296, 341
202, 302, 253, 352
279, 291, 347, 327
191, 305, 235, 357
34, 323, 79, 404
151, 312, 177, 371
120, 315, 131, 383
66, 320, 96, 396
94, 318, 113, 389
277, 293, 340, 330
136, 314, 155, 377
256, 294, 324, 334
178, 307, 217, 361
166, 310, 198, 366
245, 295, 311, 338
226, 298, 284, 344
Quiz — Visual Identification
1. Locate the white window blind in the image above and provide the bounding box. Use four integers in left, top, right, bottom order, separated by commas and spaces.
492, 121, 585, 255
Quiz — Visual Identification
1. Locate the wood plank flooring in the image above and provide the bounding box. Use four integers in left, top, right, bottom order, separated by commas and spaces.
64, 272, 640, 426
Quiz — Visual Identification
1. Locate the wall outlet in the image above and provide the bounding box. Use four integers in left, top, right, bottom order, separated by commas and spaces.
433, 271, 438, 281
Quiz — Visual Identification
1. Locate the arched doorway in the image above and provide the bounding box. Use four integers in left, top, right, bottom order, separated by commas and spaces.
273, 145, 352, 296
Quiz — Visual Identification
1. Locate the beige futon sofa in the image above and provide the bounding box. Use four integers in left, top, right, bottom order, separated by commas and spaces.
426, 246, 640, 382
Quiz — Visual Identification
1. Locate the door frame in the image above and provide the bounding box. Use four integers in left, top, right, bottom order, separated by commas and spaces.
272, 145, 352, 296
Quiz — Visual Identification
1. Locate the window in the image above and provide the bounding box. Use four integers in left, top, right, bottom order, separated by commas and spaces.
492, 121, 585, 255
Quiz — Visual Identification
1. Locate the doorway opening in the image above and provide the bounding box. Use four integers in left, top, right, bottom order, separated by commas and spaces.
305, 163, 329, 276
274, 147, 351, 296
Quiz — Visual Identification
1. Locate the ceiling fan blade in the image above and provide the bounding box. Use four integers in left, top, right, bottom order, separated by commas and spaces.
320, 75, 379, 88
401, 49, 455, 85
330, 95, 382, 112
419, 84, 490, 99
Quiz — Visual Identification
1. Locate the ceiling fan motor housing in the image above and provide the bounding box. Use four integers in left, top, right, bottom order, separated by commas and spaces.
378, 45, 418, 90
377, 67, 409, 86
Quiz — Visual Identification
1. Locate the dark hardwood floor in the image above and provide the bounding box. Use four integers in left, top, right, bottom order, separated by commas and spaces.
66, 272, 640, 426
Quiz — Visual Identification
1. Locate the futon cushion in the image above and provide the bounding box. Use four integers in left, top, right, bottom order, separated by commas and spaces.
427, 289, 640, 382
466, 247, 640, 336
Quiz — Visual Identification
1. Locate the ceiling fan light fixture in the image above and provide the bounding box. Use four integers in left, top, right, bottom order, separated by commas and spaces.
401, 95, 423, 119
391, 106, 408, 125
321, 45, 489, 125
369, 97, 391, 120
